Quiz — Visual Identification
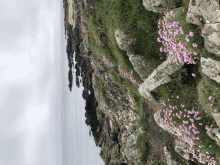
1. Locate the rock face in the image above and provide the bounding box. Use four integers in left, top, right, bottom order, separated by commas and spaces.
114, 28, 155, 82
174, 139, 191, 161
63, 0, 220, 164
98, 35, 107, 48
186, 0, 220, 56
163, 146, 179, 165
212, 112, 220, 129
154, 110, 194, 161
90, 52, 145, 164
138, 54, 184, 103
142, 0, 183, 14
207, 127, 220, 147
200, 57, 220, 83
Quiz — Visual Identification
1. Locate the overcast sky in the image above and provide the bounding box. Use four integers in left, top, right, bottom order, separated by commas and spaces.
0, 0, 62, 164
0, 0, 106, 164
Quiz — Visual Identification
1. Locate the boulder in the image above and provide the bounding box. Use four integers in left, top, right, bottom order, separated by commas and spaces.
200, 57, 220, 83
114, 28, 136, 51
174, 139, 191, 161
186, 0, 220, 25
120, 126, 142, 165
128, 54, 155, 81
114, 28, 155, 81
142, 0, 182, 13
139, 54, 184, 103
186, 0, 220, 56
164, 146, 179, 165
212, 112, 220, 128
206, 127, 220, 147
98, 35, 107, 47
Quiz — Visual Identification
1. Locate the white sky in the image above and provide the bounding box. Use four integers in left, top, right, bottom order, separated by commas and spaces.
0, 0, 62, 164
0, 0, 109, 164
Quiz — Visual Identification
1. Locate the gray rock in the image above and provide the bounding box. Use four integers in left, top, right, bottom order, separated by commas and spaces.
139, 54, 184, 103
154, 110, 196, 161
142, 0, 181, 13
200, 57, 220, 83
114, 28, 155, 82
186, 0, 220, 26
206, 127, 220, 147
98, 36, 107, 48
121, 126, 142, 165
129, 54, 155, 81
212, 112, 220, 128
174, 139, 191, 161
164, 146, 179, 165
114, 28, 136, 52
90, 52, 145, 164
154, 110, 183, 138
186, 0, 220, 56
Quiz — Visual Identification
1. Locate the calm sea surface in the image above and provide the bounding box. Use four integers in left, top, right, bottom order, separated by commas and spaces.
61, 31, 104, 164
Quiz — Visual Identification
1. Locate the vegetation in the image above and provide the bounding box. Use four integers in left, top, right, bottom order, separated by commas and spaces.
81, 0, 220, 164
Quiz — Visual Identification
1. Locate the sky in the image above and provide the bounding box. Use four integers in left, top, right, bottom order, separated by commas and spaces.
0, 0, 105, 164
0, 0, 63, 164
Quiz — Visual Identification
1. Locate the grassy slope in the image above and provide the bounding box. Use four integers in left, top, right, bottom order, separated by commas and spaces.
81, 0, 220, 164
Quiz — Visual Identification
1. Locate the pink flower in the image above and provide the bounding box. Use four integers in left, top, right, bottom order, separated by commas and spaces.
214, 109, 217, 112
192, 73, 196, 77
189, 31, 194, 37
163, 102, 166, 106
190, 118, 194, 122
205, 125, 211, 131
177, 96, 179, 99
169, 11, 174, 16
209, 96, 212, 100
192, 43, 197, 47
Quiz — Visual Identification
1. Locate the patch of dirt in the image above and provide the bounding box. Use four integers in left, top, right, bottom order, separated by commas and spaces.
141, 97, 188, 164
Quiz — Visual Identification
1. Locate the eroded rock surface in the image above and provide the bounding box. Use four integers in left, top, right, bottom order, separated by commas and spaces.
138, 54, 184, 103
114, 28, 155, 82
200, 57, 220, 83
142, 0, 183, 14
63, 0, 220, 164
186, 0, 220, 56
164, 146, 179, 165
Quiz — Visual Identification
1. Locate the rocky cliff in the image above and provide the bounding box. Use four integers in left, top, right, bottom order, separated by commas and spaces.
62, 0, 220, 164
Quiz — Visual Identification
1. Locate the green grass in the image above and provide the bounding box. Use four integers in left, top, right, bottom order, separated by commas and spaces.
80, 0, 220, 164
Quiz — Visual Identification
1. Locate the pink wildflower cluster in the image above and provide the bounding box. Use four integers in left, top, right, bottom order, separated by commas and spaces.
160, 95, 219, 164
157, 10, 199, 65
103, 55, 115, 67
118, 64, 140, 88
101, 51, 140, 88
82, 25, 86, 33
